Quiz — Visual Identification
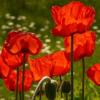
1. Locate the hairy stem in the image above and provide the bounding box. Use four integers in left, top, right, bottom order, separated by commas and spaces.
82, 58, 85, 100
32, 76, 51, 100
71, 35, 74, 100
15, 67, 19, 100
22, 54, 25, 100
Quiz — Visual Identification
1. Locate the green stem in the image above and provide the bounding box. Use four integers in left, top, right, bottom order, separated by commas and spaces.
60, 76, 62, 98
32, 76, 51, 100
15, 67, 19, 100
71, 35, 74, 100
65, 93, 68, 100
60, 76, 62, 82
39, 86, 42, 100
19, 92, 22, 100
82, 58, 85, 100
22, 54, 25, 100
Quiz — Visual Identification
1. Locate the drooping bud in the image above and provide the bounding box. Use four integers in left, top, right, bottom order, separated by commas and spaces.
45, 82, 57, 100
61, 81, 71, 93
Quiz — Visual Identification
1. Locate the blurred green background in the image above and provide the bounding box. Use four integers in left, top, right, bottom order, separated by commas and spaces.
0, 0, 100, 100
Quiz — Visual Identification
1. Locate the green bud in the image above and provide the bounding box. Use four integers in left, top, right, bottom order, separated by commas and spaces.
45, 82, 57, 100
61, 81, 71, 94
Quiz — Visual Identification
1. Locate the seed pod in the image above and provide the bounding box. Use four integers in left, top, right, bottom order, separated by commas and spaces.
45, 82, 57, 100
61, 81, 71, 93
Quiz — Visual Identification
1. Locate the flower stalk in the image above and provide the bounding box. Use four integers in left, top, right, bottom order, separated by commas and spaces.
22, 54, 26, 100
19, 92, 22, 100
82, 58, 85, 100
32, 76, 52, 100
39, 85, 42, 100
15, 67, 19, 100
71, 34, 74, 100
65, 93, 68, 100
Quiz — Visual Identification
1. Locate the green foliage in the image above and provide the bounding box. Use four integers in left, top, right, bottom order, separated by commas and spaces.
0, 0, 100, 100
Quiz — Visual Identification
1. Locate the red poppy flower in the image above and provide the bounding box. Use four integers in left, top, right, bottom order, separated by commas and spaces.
29, 55, 52, 82
0, 55, 11, 78
4, 31, 42, 55
87, 64, 100, 86
1, 47, 24, 69
4, 70, 33, 91
64, 31, 96, 61
29, 51, 70, 82
51, 1, 95, 37
50, 51, 70, 76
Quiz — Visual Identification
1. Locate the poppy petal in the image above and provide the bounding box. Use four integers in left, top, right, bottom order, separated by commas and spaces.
64, 31, 96, 61
50, 51, 70, 76
29, 55, 52, 82
1, 48, 24, 69
0, 55, 10, 78
51, 1, 95, 37
4, 70, 33, 91
87, 64, 100, 86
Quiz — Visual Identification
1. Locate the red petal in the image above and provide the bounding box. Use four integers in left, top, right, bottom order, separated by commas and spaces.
4, 70, 33, 91
51, 1, 95, 37
29, 55, 52, 82
5, 31, 42, 55
50, 51, 70, 76
0, 55, 10, 78
64, 31, 96, 61
87, 64, 100, 86
1, 48, 24, 69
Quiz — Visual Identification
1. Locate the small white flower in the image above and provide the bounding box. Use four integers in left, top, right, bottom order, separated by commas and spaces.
22, 26, 29, 31
30, 90, 34, 94
5, 13, 11, 19
40, 28, 46, 32
96, 30, 100, 33
45, 46, 51, 50
45, 50, 51, 54
41, 46, 51, 53
60, 48, 64, 50
56, 41, 61, 44
25, 63, 28, 67
16, 24, 21, 28
29, 22, 35, 28
17, 16, 22, 21
31, 32, 35, 35
0, 98, 5, 100
43, 43, 48, 47
1, 25, 9, 30
45, 39, 51, 43
10, 16, 16, 20
60, 98, 64, 100
18, 28, 23, 31
25, 94, 30, 98
92, 26, 98, 30
56, 44, 61, 48
36, 34, 41, 38
7, 22, 14, 26
17, 16, 26, 21
21, 16, 27, 20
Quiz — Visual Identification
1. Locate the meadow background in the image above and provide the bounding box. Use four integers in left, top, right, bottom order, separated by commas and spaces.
0, 0, 100, 100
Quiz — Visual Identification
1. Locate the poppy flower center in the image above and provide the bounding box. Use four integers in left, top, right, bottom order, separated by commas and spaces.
20, 40, 29, 53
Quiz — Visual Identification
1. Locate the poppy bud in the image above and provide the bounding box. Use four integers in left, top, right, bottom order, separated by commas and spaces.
45, 82, 57, 100
61, 81, 71, 94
